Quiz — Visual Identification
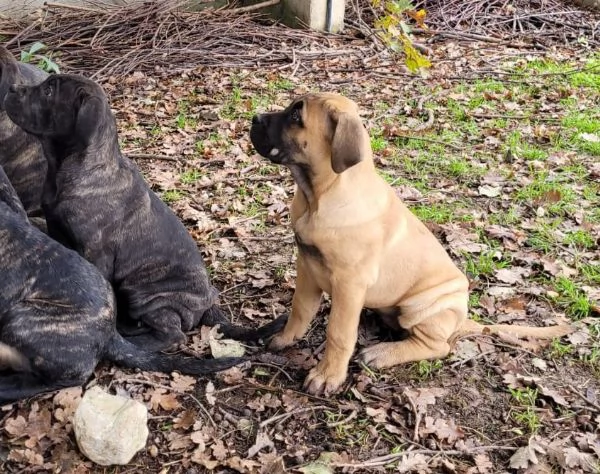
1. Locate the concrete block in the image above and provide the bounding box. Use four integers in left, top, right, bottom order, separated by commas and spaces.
282, 0, 345, 33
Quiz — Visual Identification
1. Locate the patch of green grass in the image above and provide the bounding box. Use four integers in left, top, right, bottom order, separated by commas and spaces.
175, 100, 198, 129
473, 79, 507, 94
267, 77, 295, 92
552, 276, 592, 320
509, 387, 541, 434
465, 250, 509, 278
162, 189, 184, 203
489, 206, 521, 226
569, 58, 600, 90
563, 229, 596, 250
526, 225, 559, 254
409, 202, 470, 224
446, 98, 469, 122
562, 112, 600, 134
516, 176, 576, 216
371, 135, 388, 153
522, 59, 570, 75
549, 338, 574, 358
580, 264, 600, 285
180, 169, 203, 185
505, 130, 549, 161
413, 359, 443, 379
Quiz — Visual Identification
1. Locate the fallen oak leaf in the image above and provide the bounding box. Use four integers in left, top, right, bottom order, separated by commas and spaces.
495, 268, 525, 284
562, 446, 597, 471
421, 416, 464, 444
509, 438, 546, 469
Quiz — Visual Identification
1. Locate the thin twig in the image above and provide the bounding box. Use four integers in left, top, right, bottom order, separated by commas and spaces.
332, 445, 518, 468
569, 386, 600, 413
259, 405, 328, 428
227, 0, 281, 14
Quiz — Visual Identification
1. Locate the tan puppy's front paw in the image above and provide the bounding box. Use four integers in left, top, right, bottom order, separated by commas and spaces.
360, 343, 395, 369
303, 362, 347, 396
268, 332, 296, 351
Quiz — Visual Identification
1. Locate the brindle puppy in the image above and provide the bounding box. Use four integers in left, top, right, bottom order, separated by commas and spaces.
4, 74, 286, 352
0, 46, 47, 218
0, 165, 242, 404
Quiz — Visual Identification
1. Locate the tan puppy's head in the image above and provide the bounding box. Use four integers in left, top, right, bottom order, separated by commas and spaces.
250, 93, 371, 181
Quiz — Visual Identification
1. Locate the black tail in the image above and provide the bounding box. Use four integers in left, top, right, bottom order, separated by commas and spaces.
202, 305, 288, 342
105, 333, 244, 375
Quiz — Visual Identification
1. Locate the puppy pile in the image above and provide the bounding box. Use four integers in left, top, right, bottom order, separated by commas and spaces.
0, 46, 572, 405
0, 48, 284, 404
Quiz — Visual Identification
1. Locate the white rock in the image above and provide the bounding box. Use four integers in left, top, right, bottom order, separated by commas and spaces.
73, 386, 148, 466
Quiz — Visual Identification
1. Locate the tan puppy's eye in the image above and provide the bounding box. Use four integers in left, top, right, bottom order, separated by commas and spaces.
290, 108, 301, 123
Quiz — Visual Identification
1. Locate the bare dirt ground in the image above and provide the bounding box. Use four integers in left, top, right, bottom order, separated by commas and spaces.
1, 7, 599, 474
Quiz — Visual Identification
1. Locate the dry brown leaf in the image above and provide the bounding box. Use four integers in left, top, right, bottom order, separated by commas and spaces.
211, 439, 228, 461
4, 415, 27, 437
397, 453, 431, 473
509, 440, 545, 469
403, 387, 447, 412
421, 416, 464, 444
495, 268, 525, 284
191, 448, 219, 469
562, 447, 597, 471
149, 388, 181, 412
473, 453, 493, 473
167, 431, 193, 451
7, 448, 45, 466
365, 406, 388, 423
173, 410, 196, 430
170, 373, 197, 392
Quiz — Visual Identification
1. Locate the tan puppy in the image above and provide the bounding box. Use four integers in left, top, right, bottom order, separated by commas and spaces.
250, 93, 573, 396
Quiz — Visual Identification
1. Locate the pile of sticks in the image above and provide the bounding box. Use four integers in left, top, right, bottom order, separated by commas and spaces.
347, 0, 600, 47
1, 0, 374, 79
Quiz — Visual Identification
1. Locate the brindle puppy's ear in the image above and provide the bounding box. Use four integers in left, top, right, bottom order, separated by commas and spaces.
0, 47, 20, 105
75, 93, 104, 144
330, 111, 368, 174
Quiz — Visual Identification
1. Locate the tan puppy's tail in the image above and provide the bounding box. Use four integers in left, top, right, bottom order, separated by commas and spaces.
457, 319, 574, 340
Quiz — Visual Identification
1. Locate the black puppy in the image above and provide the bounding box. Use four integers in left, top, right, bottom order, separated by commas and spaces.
0, 165, 242, 404
0, 46, 47, 218
5, 74, 286, 352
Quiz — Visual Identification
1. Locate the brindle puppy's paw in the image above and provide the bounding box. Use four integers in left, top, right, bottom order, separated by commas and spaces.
303, 363, 347, 396
268, 332, 296, 351
359, 342, 396, 369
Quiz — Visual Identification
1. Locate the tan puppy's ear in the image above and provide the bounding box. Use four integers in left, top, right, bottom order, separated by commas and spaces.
330, 111, 369, 174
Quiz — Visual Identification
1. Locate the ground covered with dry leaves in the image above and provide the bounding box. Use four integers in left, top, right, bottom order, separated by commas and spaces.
1, 34, 599, 474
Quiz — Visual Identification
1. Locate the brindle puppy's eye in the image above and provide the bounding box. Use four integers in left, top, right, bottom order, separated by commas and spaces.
44, 86, 52, 97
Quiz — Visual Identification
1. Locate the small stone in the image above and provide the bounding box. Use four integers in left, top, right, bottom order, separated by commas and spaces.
73, 386, 149, 466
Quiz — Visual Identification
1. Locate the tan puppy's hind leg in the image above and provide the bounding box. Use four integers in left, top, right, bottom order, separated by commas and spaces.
360, 310, 457, 369
270, 257, 322, 351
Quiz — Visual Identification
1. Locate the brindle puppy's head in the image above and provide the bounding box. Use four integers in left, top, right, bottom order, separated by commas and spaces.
0, 47, 48, 110
0, 47, 20, 110
4, 74, 109, 149
250, 93, 371, 179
